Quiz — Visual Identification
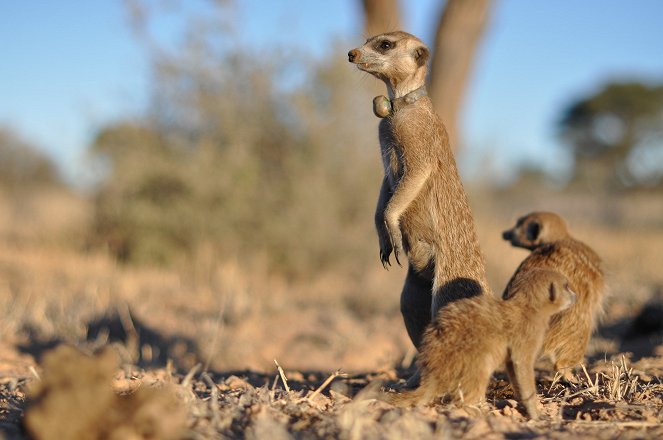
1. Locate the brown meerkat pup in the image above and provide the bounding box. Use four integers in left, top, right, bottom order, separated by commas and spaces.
380, 268, 576, 419
348, 31, 490, 351
502, 211, 604, 375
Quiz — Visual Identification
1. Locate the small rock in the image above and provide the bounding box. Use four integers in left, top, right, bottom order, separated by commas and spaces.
225, 375, 252, 390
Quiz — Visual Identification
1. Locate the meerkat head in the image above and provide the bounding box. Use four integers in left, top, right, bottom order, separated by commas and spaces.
348, 31, 429, 98
502, 212, 570, 250
503, 268, 576, 313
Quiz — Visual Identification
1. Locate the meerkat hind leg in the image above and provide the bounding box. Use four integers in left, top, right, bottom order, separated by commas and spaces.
551, 342, 586, 383
431, 277, 484, 319
505, 359, 521, 399
555, 362, 581, 383
400, 264, 434, 350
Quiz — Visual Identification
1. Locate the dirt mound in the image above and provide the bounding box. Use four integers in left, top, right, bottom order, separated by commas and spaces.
23, 346, 186, 440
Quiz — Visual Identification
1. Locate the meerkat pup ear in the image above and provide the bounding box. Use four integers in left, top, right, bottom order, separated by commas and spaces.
414, 46, 429, 67
548, 282, 557, 302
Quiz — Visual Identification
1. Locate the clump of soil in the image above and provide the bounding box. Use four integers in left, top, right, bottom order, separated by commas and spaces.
23, 346, 186, 440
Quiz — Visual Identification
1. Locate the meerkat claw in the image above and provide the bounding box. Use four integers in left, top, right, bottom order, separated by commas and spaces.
380, 251, 391, 269
394, 248, 402, 266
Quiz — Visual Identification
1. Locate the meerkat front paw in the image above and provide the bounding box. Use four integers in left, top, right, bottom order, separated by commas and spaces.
377, 220, 394, 268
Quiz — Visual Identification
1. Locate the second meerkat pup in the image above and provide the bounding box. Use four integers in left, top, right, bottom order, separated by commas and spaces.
348, 32, 490, 350
502, 211, 604, 375
380, 268, 576, 419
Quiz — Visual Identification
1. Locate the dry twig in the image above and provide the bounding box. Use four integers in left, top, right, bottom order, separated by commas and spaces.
274, 359, 290, 393
182, 363, 202, 388
309, 370, 346, 401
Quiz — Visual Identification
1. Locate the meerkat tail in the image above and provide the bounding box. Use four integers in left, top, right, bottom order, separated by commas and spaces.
378, 387, 426, 407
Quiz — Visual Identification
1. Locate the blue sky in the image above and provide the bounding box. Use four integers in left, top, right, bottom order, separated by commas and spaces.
2, 1, 663, 184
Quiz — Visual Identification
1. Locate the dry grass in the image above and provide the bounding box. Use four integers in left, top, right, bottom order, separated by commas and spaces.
1, 186, 662, 439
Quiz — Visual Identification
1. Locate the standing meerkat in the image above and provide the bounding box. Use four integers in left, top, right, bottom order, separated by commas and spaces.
380, 268, 576, 419
502, 211, 604, 375
348, 31, 490, 350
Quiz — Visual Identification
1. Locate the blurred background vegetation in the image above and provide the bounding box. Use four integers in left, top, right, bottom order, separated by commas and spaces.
88, 33, 380, 273
0, 0, 661, 273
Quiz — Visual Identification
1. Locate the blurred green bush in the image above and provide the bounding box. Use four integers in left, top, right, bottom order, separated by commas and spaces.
0, 128, 62, 190
89, 42, 382, 276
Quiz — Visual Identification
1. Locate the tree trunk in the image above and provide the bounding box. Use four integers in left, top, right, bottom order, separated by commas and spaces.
429, 0, 493, 151
362, 0, 401, 37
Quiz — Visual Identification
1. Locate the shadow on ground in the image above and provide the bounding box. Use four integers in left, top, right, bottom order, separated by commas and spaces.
17, 308, 200, 370
594, 288, 663, 361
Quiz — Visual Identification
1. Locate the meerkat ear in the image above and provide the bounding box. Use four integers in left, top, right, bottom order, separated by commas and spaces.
502, 283, 517, 300
414, 46, 429, 67
548, 282, 557, 302
526, 221, 541, 242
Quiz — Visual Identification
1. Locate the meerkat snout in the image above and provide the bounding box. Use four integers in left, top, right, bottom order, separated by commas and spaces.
348, 49, 358, 62
502, 220, 541, 249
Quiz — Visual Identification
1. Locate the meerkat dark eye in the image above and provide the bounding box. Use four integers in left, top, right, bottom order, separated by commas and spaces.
379, 40, 393, 50
526, 221, 541, 241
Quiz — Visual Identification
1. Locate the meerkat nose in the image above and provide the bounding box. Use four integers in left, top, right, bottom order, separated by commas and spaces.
348, 49, 359, 62
502, 230, 513, 241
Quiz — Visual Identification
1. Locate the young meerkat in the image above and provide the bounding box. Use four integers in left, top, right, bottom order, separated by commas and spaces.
348, 31, 490, 350
502, 211, 604, 375
380, 268, 576, 419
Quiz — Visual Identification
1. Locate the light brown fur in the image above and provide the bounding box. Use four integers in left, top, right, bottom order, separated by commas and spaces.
502, 211, 604, 373
381, 268, 576, 419
348, 31, 490, 350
